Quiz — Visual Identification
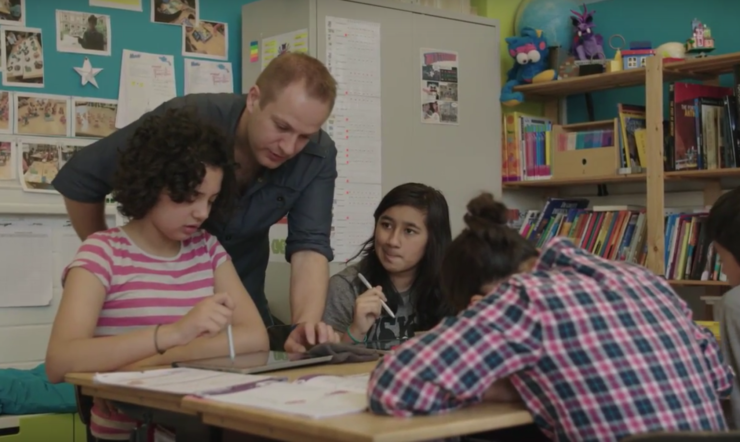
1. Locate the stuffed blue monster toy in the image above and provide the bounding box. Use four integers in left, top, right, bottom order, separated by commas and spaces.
501, 27, 558, 107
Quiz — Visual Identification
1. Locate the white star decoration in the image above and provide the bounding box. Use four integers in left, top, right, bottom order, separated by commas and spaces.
74, 57, 102, 88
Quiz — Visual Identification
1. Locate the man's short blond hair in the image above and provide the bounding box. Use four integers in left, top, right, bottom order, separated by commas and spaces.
256, 52, 337, 110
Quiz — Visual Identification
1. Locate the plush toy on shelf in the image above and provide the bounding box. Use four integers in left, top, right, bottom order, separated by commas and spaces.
500, 27, 557, 107
570, 3, 605, 60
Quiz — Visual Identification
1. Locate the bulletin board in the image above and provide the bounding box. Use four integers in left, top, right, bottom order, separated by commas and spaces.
0, 0, 247, 215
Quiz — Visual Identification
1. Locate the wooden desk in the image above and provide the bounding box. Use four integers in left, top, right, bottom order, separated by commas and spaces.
180, 361, 534, 442
67, 361, 533, 442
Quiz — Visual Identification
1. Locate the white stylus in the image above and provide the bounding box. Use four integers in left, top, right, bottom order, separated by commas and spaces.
227, 324, 235, 362
358, 273, 396, 318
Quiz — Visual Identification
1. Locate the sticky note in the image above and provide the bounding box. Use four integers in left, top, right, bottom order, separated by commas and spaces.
249, 41, 258, 63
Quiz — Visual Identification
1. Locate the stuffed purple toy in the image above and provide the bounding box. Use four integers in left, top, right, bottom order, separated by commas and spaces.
570, 3, 605, 60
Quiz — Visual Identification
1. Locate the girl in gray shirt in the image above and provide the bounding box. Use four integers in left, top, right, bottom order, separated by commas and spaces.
322, 183, 452, 343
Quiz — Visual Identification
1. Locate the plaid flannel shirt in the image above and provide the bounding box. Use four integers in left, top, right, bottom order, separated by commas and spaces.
367, 237, 733, 442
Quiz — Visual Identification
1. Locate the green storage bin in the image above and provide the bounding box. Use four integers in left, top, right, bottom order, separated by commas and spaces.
73, 413, 87, 442
0, 413, 74, 442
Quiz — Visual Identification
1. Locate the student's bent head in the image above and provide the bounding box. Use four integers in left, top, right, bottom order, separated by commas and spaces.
707, 186, 740, 286
112, 108, 237, 241
353, 182, 452, 329
441, 193, 539, 313
244, 52, 337, 169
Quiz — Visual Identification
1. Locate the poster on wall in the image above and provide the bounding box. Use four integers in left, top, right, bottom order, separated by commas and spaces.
182, 20, 227, 61
72, 97, 118, 138
17, 137, 60, 194
14, 93, 70, 137
0, 90, 12, 134
0, 0, 25, 27
56, 10, 112, 57
89, 0, 142, 12
268, 217, 288, 263
16, 137, 91, 194
420, 48, 458, 125
0, 136, 14, 181
1, 27, 44, 88
261, 28, 308, 71
151, 0, 198, 26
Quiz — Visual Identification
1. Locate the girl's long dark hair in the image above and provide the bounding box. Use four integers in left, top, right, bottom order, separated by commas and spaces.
349, 183, 452, 331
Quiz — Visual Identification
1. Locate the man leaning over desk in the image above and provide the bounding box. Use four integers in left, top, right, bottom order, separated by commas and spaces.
52, 52, 340, 353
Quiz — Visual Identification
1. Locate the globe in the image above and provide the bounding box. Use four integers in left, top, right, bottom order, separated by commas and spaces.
514, 0, 580, 49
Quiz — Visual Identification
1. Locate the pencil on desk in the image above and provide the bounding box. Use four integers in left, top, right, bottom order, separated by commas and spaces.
357, 273, 395, 318
227, 324, 235, 361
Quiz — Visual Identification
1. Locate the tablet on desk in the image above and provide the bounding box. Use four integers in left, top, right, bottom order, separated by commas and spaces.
172, 351, 332, 375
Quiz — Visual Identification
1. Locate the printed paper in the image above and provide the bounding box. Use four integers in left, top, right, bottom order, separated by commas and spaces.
182, 20, 227, 61
261, 28, 308, 71
14, 93, 70, 137
56, 10, 111, 56
420, 48, 458, 125
2, 27, 44, 88
324, 16, 382, 263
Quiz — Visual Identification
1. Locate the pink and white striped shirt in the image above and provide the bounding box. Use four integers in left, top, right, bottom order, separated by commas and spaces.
62, 227, 229, 440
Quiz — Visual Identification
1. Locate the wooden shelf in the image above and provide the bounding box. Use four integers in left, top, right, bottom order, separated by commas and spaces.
668, 280, 729, 287
503, 174, 645, 189
514, 69, 649, 100
513, 52, 740, 101
664, 52, 740, 77
665, 168, 740, 180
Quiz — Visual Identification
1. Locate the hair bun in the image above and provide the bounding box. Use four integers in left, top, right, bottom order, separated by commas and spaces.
463, 192, 509, 232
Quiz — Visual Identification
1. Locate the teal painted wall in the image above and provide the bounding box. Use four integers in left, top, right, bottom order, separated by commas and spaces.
566, 0, 738, 123
9, 0, 251, 98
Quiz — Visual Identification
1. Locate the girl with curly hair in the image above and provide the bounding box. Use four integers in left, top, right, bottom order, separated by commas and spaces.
45, 108, 269, 441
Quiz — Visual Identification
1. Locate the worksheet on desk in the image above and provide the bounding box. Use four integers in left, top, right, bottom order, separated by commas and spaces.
93, 368, 280, 395
202, 380, 368, 419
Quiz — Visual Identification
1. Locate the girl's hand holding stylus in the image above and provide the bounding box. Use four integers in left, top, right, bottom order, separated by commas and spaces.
350, 286, 386, 339
164, 292, 236, 346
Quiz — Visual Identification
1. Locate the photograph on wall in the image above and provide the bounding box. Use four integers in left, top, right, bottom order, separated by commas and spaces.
14, 93, 70, 137
0, 137, 14, 181
151, 0, 197, 26
2, 27, 44, 88
17, 138, 60, 194
73, 98, 117, 138
182, 20, 227, 61
0, 91, 12, 134
0, 0, 25, 27
420, 48, 458, 125
89, 0, 142, 12
56, 10, 111, 56
261, 28, 308, 71
58, 138, 92, 171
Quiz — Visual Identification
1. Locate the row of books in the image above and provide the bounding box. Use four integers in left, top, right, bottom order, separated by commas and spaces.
502, 112, 553, 182
502, 104, 648, 182
514, 198, 649, 266
555, 128, 614, 151
665, 210, 726, 282
510, 198, 726, 282
666, 81, 740, 172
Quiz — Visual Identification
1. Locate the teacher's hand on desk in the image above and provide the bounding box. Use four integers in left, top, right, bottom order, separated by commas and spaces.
284, 322, 340, 353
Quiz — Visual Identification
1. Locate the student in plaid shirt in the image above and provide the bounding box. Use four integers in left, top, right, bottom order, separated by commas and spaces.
367, 193, 733, 441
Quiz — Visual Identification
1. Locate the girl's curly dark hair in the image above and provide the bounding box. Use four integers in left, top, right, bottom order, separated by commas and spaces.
112, 107, 237, 221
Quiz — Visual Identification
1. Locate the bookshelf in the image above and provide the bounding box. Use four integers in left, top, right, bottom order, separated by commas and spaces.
504, 52, 740, 289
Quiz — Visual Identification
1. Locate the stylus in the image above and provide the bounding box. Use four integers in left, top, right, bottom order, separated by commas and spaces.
358, 273, 395, 318
227, 324, 235, 362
